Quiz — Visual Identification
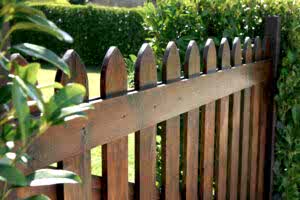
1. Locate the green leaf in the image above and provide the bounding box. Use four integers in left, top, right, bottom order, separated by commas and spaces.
0, 85, 11, 104
292, 105, 300, 125
37, 82, 63, 90
45, 83, 86, 123
22, 194, 50, 200
4, 22, 72, 45
2, 124, 16, 141
14, 13, 73, 43
0, 164, 27, 186
26, 169, 81, 186
15, 63, 40, 85
13, 43, 70, 77
13, 75, 44, 113
12, 76, 30, 143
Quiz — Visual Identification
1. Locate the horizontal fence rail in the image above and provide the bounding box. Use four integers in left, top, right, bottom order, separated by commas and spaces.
10, 16, 281, 200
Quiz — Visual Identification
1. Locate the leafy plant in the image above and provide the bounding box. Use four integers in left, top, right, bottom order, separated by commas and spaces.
0, 0, 91, 199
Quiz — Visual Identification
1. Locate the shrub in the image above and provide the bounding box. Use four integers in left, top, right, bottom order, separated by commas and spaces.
12, 4, 146, 66
25, 0, 70, 5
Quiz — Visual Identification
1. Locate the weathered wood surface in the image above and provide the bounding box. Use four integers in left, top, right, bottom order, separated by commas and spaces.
227, 37, 242, 200
215, 38, 230, 200
182, 40, 200, 199
239, 37, 252, 200
134, 44, 157, 200
101, 47, 128, 200
56, 50, 92, 200
200, 39, 216, 200
26, 59, 272, 172
249, 37, 262, 200
161, 42, 181, 200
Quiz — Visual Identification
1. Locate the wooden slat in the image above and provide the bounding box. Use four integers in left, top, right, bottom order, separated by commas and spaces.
134, 44, 157, 200
200, 39, 216, 200
183, 40, 200, 200
55, 50, 92, 200
161, 41, 180, 200
239, 37, 252, 200
227, 37, 242, 200
248, 37, 262, 200
256, 37, 271, 200
101, 47, 128, 200
215, 38, 230, 200
26, 60, 272, 172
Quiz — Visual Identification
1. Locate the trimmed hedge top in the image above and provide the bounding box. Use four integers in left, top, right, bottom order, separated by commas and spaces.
12, 4, 146, 66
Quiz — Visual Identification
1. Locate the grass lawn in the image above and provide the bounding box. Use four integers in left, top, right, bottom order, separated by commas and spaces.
38, 66, 135, 182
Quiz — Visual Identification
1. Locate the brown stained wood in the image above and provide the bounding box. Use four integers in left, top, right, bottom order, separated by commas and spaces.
264, 17, 281, 200
101, 47, 128, 200
256, 38, 271, 200
55, 50, 92, 200
239, 37, 252, 200
134, 44, 157, 200
200, 39, 216, 200
215, 38, 230, 200
183, 40, 200, 200
26, 60, 272, 172
248, 37, 262, 200
227, 37, 242, 200
161, 42, 181, 200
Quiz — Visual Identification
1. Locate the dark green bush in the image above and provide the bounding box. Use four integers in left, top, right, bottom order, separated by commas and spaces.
12, 4, 146, 66
144, 0, 300, 199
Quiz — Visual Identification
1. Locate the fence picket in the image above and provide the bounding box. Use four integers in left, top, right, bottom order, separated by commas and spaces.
215, 38, 230, 200
239, 37, 252, 200
161, 41, 181, 200
227, 37, 242, 200
101, 47, 128, 200
248, 37, 262, 200
55, 50, 92, 200
183, 40, 200, 200
200, 39, 217, 200
134, 44, 157, 200
256, 37, 270, 200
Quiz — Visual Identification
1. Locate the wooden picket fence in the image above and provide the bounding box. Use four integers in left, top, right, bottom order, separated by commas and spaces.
11, 17, 280, 200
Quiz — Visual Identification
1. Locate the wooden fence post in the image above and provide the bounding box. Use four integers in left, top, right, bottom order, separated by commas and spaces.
263, 16, 281, 200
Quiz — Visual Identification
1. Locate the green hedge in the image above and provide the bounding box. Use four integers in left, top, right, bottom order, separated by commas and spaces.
12, 4, 146, 66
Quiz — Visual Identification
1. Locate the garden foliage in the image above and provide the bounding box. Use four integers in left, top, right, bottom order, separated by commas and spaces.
12, 3, 146, 66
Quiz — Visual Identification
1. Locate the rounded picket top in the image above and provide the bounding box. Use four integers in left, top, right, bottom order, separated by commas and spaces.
254, 36, 262, 61
184, 40, 200, 78
243, 37, 253, 64
134, 43, 157, 90
218, 38, 231, 70
203, 39, 217, 74
162, 41, 181, 84
263, 37, 271, 59
56, 49, 89, 100
101, 47, 127, 98
231, 37, 242, 66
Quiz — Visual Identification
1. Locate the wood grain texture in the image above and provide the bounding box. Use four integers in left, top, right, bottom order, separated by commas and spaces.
248, 37, 262, 200
215, 38, 230, 200
256, 37, 271, 200
183, 40, 200, 200
26, 60, 272, 172
134, 44, 157, 200
227, 37, 242, 200
161, 41, 180, 200
239, 37, 252, 200
55, 50, 92, 200
200, 39, 216, 200
101, 47, 128, 200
